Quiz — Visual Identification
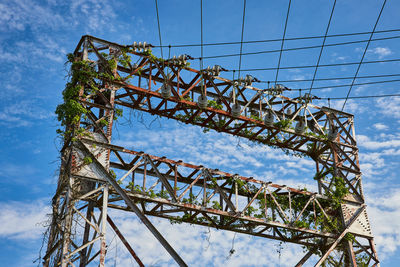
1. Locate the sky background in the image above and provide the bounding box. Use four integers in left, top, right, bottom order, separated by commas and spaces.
0, 0, 400, 266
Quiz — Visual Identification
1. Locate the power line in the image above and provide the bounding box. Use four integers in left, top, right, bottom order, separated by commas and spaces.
292, 78, 400, 91
200, 0, 204, 72
237, 0, 247, 79
227, 58, 400, 72
319, 93, 400, 100
154, 0, 163, 59
275, 0, 292, 85
153, 28, 400, 48
258, 73, 400, 83
193, 35, 400, 60
308, 0, 336, 96
342, 0, 387, 111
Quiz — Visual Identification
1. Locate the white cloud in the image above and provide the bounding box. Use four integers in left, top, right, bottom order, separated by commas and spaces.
0, 0, 118, 34
330, 99, 364, 114
291, 75, 305, 81
0, 200, 49, 240
369, 47, 393, 59
376, 97, 400, 119
358, 134, 400, 150
0, 0, 66, 32
0, 163, 37, 179
331, 53, 347, 61
373, 123, 388, 131
70, 0, 117, 32
0, 99, 53, 128
367, 188, 400, 259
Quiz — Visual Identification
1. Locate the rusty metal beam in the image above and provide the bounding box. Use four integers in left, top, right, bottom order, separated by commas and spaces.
107, 215, 145, 267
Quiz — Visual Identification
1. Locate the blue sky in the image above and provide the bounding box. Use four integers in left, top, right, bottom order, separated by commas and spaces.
0, 0, 400, 266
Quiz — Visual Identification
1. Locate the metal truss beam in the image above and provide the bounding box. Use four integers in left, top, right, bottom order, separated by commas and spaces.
43, 35, 380, 267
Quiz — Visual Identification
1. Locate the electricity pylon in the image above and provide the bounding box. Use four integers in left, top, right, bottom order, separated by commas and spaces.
43, 35, 379, 266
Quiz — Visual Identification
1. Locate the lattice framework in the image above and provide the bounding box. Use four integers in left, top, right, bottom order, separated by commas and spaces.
43, 35, 379, 267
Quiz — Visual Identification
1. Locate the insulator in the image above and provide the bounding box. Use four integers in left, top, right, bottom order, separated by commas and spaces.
161, 84, 171, 98
138, 42, 142, 51
181, 55, 188, 65
142, 41, 147, 51
177, 55, 184, 65
197, 95, 208, 109
231, 103, 241, 117
133, 41, 138, 51
245, 75, 253, 86
264, 111, 274, 126
213, 65, 221, 76
328, 128, 338, 141
295, 120, 306, 134
173, 55, 177, 64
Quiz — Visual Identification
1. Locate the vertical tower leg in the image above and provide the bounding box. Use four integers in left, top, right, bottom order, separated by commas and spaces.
99, 185, 109, 267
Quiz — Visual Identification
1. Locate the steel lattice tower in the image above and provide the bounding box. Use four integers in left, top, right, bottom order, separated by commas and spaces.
43, 36, 380, 266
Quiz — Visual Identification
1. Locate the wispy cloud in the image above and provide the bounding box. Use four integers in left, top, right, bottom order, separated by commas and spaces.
70, 0, 117, 33
0, 99, 53, 128
0, 0, 66, 32
367, 189, 400, 259
373, 122, 388, 131
0, 200, 49, 240
358, 134, 400, 150
368, 47, 393, 59
376, 97, 400, 119
330, 99, 364, 114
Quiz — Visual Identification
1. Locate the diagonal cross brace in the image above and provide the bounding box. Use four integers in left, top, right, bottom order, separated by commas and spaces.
145, 155, 178, 203
203, 169, 236, 212
107, 215, 144, 267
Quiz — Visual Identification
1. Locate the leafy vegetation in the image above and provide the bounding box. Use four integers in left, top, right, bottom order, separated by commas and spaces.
55, 52, 122, 140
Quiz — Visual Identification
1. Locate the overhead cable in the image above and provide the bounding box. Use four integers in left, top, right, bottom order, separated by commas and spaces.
342, 0, 387, 110
193, 35, 400, 60
292, 78, 400, 91
237, 0, 247, 79
275, 0, 292, 85
308, 0, 337, 95
153, 28, 400, 48
227, 58, 400, 72
258, 73, 400, 83
155, 0, 163, 59
319, 93, 400, 100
